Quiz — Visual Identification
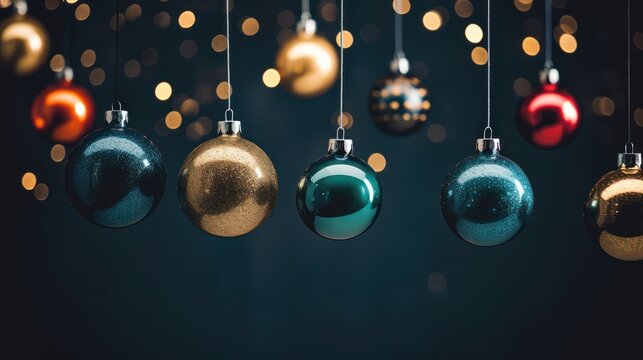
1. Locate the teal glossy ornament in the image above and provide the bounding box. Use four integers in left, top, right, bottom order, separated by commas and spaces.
296, 139, 383, 240
440, 138, 534, 246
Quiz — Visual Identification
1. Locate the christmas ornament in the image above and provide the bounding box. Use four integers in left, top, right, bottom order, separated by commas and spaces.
177, 0, 278, 237
441, 0, 534, 246
0, 0, 50, 75
296, 0, 383, 240
369, 6, 429, 135
65, 106, 166, 228
584, 1, 642, 261
441, 138, 534, 246
516, 0, 581, 149
296, 139, 382, 240
65, 0, 165, 228
31, 66, 95, 144
584, 150, 643, 261
275, 0, 338, 97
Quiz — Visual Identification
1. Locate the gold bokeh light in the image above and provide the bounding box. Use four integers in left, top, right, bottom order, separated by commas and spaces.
155, 82, 172, 101
178, 11, 196, 29
21, 172, 37, 190
465, 24, 483, 43
335, 30, 354, 48
392, 0, 411, 15
368, 153, 387, 173
559, 33, 577, 53
262, 68, 280, 88
241, 17, 260, 36
522, 36, 540, 56
471, 46, 487, 65
423, 11, 442, 31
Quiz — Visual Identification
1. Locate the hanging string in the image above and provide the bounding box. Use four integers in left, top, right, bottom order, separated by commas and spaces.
544, 0, 553, 68
336, 0, 345, 140
484, 0, 492, 138
302, 0, 311, 21
394, 1, 403, 57
113, 0, 120, 106
626, 0, 632, 152
225, 0, 233, 121
63, 0, 70, 67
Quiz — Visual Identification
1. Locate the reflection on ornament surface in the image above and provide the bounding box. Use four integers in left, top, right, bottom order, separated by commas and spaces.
441, 140, 534, 246
369, 74, 429, 135
66, 121, 166, 228
31, 79, 95, 144
0, 14, 49, 75
178, 128, 278, 237
517, 83, 581, 149
296, 151, 382, 240
584, 162, 643, 261
275, 32, 338, 97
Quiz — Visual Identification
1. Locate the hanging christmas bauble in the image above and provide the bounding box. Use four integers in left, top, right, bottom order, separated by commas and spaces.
517, 68, 581, 149
0, 2, 49, 76
31, 67, 95, 144
584, 150, 643, 261
441, 138, 534, 246
275, 19, 338, 98
177, 121, 278, 237
296, 139, 382, 240
369, 56, 429, 135
65, 108, 166, 228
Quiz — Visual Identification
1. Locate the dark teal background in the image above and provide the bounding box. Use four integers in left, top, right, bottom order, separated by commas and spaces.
2, 0, 643, 358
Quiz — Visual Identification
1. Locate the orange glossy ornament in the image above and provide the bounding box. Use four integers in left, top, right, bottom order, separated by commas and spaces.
31, 68, 95, 144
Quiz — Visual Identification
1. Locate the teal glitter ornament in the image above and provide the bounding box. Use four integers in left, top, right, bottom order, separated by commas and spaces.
65, 107, 166, 228
296, 139, 383, 240
440, 138, 534, 246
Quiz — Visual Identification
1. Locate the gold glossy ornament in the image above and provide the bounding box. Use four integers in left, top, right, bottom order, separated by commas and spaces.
275, 19, 338, 98
0, 8, 50, 76
177, 121, 278, 237
584, 152, 643, 261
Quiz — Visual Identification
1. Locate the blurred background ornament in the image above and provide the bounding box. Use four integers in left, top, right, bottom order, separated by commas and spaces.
584, 149, 643, 261
516, 0, 580, 149
65, 106, 166, 228
177, 121, 278, 237
369, 2, 429, 136
178, 0, 278, 237
441, 138, 534, 246
275, 0, 338, 97
31, 66, 95, 144
0, 0, 49, 75
296, 139, 382, 240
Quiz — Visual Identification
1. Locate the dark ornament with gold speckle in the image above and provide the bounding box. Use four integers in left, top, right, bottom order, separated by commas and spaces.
584, 148, 643, 261
65, 106, 166, 228
368, 55, 430, 136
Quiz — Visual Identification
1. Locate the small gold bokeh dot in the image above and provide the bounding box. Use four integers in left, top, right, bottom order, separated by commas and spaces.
75, 3, 90, 21
216, 82, 232, 100
50, 144, 66, 163
392, 0, 411, 15
368, 153, 387, 173
423, 11, 442, 31
335, 30, 354, 48
559, 33, 577, 53
50, 54, 65, 72
89, 68, 105, 86
241, 17, 260, 36
80, 49, 96, 67
21, 172, 37, 190
155, 82, 172, 101
465, 24, 483, 44
178, 11, 196, 29
522, 36, 540, 56
471, 46, 487, 65
165, 111, 182, 130
211, 34, 227, 52
262, 68, 280, 88
454, 0, 473, 18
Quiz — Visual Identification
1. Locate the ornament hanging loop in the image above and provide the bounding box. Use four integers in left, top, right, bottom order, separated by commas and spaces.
483, 126, 493, 139
111, 100, 122, 111
336, 126, 345, 140
625, 141, 635, 154
225, 108, 234, 122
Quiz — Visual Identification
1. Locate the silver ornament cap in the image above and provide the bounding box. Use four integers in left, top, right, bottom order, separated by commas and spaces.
476, 138, 501, 153
618, 152, 641, 168
217, 120, 242, 135
105, 109, 128, 128
539, 66, 560, 85
328, 138, 353, 157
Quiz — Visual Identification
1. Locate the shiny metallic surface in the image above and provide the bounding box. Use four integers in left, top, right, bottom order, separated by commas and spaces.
275, 32, 339, 97
368, 73, 429, 135
65, 124, 166, 228
517, 83, 581, 149
217, 120, 241, 135
441, 143, 534, 246
296, 153, 383, 240
475, 138, 501, 153
328, 138, 353, 157
584, 162, 643, 261
31, 79, 95, 144
0, 14, 49, 75
177, 133, 278, 237
105, 110, 128, 127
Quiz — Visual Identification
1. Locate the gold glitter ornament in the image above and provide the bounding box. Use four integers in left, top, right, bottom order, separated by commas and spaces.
584, 151, 643, 261
275, 14, 338, 97
0, 1, 50, 76
177, 121, 278, 237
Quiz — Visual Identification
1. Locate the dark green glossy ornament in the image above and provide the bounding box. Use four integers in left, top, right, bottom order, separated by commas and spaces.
440, 138, 534, 246
65, 108, 166, 228
296, 139, 383, 240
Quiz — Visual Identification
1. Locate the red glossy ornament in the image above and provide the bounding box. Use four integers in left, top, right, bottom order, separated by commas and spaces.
31, 70, 95, 144
517, 83, 581, 149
